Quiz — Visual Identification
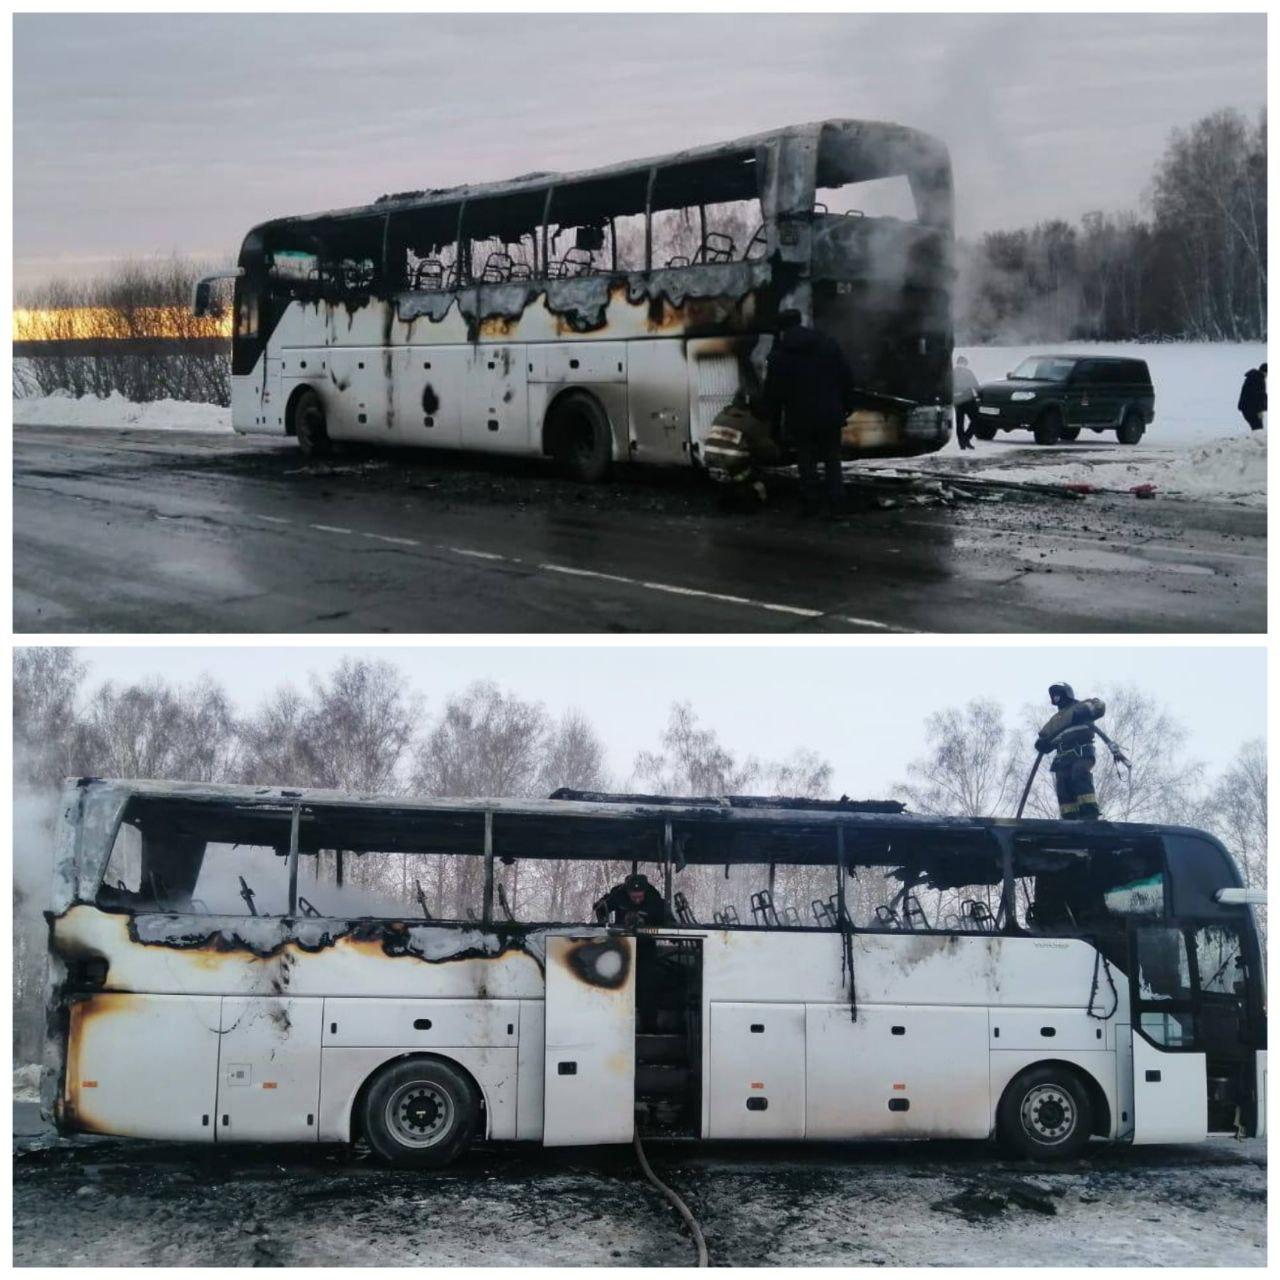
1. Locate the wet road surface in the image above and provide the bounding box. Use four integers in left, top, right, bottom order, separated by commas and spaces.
13, 427, 1266, 633
13, 1104, 1265, 1266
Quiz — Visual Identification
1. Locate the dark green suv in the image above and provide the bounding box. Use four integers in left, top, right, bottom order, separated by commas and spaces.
974, 355, 1154, 445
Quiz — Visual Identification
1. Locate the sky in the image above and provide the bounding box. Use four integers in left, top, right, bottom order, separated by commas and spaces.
12, 12, 1266, 289
64, 644, 1264, 793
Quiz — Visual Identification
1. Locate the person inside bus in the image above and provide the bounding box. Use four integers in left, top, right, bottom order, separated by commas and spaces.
595, 871, 673, 927
761, 308, 857, 517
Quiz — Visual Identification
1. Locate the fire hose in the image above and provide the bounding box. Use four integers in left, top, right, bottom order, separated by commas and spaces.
633, 1132, 709, 1267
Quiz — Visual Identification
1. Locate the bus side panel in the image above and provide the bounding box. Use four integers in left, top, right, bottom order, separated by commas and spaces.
707, 1002, 805, 1139
1255, 1050, 1266, 1139
1130, 1036, 1207, 1144
217, 996, 323, 1142
316, 1046, 518, 1143
61, 992, 222, 1141
627, 340, 692, 465
515, 999, 545, 1141
322, 998, 520, 1050
463, 344, 530, 455
805, 1003, 989, 1140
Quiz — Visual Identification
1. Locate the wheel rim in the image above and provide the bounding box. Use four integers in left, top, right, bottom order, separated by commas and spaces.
384, 1080, 455, 1148
1020, 1083, 1077, 1144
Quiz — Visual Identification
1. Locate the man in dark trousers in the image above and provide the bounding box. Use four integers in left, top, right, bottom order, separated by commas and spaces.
762, 308, 857, 516
952, 355, 980, 449
1035, 682, 1106, 820
1238, 363, 1267, 432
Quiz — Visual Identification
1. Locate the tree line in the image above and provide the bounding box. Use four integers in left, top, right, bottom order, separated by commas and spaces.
958, 107, 1267, 343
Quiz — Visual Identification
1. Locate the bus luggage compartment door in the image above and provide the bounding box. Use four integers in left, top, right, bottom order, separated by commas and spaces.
62, 993, 222, 1141
1131, 1033, 1207, 1144
216, 996, 324, 1142
542, 933, 635, 1146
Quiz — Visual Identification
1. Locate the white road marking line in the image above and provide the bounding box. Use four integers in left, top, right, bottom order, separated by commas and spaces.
361, 533, 421, 547
535, 561, 919, 632
258, 515, 292, 525
310, 523, 353, 535
450, 547, 507, 562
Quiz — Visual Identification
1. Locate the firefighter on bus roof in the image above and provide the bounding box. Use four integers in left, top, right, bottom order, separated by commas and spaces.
1035, 682, 1106, 820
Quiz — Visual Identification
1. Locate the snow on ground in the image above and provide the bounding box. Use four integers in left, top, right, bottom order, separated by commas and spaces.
13, 1065, 41, 1103
12, 390, 231, 434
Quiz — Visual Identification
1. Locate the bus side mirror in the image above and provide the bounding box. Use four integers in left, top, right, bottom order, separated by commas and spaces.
192, 279, 215, 317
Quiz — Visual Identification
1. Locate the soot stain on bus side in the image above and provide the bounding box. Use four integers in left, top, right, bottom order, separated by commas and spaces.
561, 937, 631, 990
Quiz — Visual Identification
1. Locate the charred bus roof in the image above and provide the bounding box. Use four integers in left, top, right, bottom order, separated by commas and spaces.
62, 775, 1217, 866
240, 119, 953, 251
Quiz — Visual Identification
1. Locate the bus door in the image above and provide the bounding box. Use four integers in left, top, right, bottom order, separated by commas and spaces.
1128, 923, 1207, 1143
542, 932, 635, 1146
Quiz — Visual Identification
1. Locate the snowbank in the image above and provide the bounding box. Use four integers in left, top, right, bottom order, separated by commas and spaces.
14, 1063, 41, 1103
13, 390, 232, 434
979, 433, 1267, 506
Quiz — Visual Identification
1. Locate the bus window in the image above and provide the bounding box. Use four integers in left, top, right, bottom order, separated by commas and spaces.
702, 197, 766, 263
190, 843, 293, 917
650, 207, 701, 270
1135, 926, 1195, 1047
845, 854, 1004, 933
816, 173, 918, 222
1014, 839, 1166, 933
1194, 925, 1245, 997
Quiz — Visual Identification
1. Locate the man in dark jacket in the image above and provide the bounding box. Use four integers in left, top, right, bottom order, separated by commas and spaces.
762, 309, 857, 515
1035, 682, 1106, 820
1238, 364, 1267, 432
595, 872, 672, 927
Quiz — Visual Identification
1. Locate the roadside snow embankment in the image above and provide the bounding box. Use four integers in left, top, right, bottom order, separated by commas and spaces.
13, 390, 231, 435
987, 433, 1267, 506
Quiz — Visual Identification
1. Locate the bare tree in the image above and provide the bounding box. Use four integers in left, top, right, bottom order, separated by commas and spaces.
896, 698, 1020, 817
13, 647, 89, 791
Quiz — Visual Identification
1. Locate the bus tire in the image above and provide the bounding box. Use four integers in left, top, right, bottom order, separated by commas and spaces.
293, 387, 332, 458
547, 392, 612, 483
360, 1057, 481, 1169
1117, 410, 1145, 445
997, 1064, 1093, 1161
1033, 408, 1063, 446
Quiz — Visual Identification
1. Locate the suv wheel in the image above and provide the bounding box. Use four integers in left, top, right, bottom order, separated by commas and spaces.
1058, 426, 1080, 442
973, 422, 998, 441
1033, 408, 1063, 446
1117, 410, 1145, 445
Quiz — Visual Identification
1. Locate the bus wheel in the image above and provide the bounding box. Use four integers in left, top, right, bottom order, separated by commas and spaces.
1116, 410, 1145, 445
548, 392, 612, 483
294, 387, 332, 458
997, 1065, 1093, 1161
1033, 409, 1063, 446
361, 1057, 480, 1169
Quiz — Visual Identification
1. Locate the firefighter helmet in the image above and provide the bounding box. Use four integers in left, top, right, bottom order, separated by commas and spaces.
1048, 681, 1075, 705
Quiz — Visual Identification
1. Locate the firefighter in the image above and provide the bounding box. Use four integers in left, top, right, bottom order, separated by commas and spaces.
703, 392, 779, 508
761, 308, 857, 516
1035, 682, 1106, 820
952, 355, 980, 450
595, 871, 672, 927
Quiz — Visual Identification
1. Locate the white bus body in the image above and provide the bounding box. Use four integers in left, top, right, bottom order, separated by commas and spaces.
44, 781, 1264, 1165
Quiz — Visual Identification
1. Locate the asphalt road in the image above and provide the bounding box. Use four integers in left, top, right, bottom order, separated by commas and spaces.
13, 1102, 1265, 1266
13, 426, 1266, 633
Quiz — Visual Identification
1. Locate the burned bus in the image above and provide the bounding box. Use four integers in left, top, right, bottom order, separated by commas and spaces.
43, 780, 1264, 1167
193, 120, 954, 478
